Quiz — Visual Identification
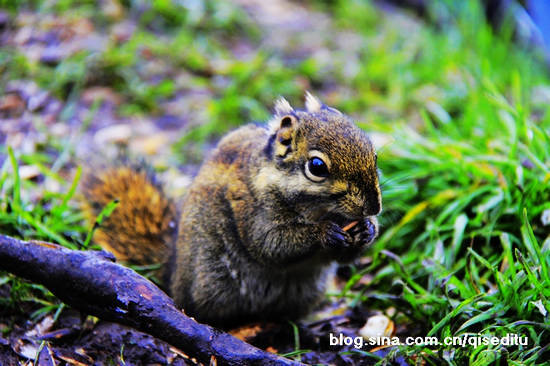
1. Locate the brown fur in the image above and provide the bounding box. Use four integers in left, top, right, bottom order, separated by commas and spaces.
81, 165, 178, 275
81, 94, 382, 328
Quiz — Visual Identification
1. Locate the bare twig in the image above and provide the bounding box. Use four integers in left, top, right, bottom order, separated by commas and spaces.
0, 234, 301, 366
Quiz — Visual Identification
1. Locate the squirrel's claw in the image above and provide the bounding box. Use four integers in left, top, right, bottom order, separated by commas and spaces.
325, 223, 353, 249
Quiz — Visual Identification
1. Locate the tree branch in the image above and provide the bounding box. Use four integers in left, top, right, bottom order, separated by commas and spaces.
0, 234, 301, 366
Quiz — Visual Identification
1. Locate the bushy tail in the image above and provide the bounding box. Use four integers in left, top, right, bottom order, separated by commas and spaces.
80, 164, 178, 272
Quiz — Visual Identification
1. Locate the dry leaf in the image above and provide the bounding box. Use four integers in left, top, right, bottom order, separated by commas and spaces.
229, 323, 263, 341
359, 314, 394, 339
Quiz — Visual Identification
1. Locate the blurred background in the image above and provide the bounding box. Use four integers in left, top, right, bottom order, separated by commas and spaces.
0, 0, 549, 364
1, 0, 549, 168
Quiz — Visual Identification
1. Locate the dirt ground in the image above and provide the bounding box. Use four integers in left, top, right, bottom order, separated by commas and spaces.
1, 265, 414, 365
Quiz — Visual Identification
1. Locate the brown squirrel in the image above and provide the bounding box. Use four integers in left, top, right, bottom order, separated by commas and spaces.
81, 93, 382, 328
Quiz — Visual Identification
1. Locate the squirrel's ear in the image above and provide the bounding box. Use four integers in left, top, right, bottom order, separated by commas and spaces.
305, 91, 343, 116
305, 91, 322, 113
272, 114, 297, 158
274, 97, 294, 116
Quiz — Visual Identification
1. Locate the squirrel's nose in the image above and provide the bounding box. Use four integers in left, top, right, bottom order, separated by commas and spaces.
363, 194, 382, 216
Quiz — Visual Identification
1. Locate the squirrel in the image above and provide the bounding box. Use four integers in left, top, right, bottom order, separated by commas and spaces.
81, 93, 382, 328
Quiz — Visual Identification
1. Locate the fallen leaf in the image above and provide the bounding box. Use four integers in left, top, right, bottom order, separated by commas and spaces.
359, 314, 394, 339
37, 342, 57, 366
94, 124, 132, 145
0, 94, 25, 116
25, 315, 55, 338
13, 339, 39, 359
229, 323, 263, 341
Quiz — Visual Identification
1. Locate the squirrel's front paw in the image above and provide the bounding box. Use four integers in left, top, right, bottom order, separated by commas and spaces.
323, 222, 353, 249
346, 217, 378, 246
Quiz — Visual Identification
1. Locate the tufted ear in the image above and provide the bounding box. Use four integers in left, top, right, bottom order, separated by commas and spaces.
305, 91, 343, 116
272, 114, 298, 159
305, 91, 322, 113
274, 97, 294, 116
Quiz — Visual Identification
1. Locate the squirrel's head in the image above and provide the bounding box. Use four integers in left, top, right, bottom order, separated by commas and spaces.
258, 92, 382, 230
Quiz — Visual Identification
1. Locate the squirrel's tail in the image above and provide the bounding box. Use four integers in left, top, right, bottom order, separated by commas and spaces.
80, 164, 178, 275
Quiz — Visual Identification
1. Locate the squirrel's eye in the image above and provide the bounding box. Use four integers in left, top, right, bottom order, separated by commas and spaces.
305, 157, 329, 182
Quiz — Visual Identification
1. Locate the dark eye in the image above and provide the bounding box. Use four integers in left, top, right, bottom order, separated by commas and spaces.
305, 157, 329, 182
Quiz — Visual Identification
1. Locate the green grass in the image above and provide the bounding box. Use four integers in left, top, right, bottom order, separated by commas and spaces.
327, 1, 550, 364
1, 0, 549, 364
